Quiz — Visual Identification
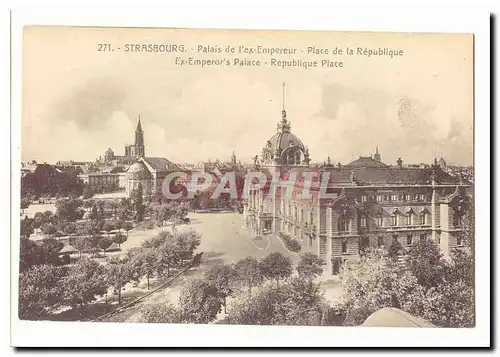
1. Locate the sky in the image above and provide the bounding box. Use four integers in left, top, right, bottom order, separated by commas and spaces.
21, 26, 473, 166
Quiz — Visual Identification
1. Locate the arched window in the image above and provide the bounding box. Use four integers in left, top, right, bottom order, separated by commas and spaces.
391, 214, 398, 226
338, 214, 348, 232
407, 210, 415, 226
420, 211, 426, 225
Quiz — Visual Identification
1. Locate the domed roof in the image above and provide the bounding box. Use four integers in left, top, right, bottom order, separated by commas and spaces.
268, 131, 306, 153
361, 307, 435, 327
259, 109, 310, 166
126, 161, 152, 179
105, 148, 114, 157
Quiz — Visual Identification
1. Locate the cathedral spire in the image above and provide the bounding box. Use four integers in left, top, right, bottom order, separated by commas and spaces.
374, 145, 381, 162
134, 114, 145, 157
136, 114, 143, 133
231, 149, 236, 165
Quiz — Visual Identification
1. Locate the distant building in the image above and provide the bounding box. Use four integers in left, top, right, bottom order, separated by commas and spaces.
78, 172, 120, 194
125, 156, 180, 197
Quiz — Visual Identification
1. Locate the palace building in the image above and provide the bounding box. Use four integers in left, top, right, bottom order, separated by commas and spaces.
243, 106, 473, 275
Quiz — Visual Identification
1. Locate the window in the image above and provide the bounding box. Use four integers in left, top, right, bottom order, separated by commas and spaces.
436, 235, 441, 244
377, 236, 384, 247
420, 234, 427, 241
391, 214, 398, 226
407, 234, 413, 245
338, 215, 347, 232
457, 236, 462, 246
376, 195, 383, 202
420, 194, 426, 201
405, 194, 411, 201
453, 213, 462, 227
391, 194, 398, 202
361, 195, 367, 203
414, 194, 420, 201
421, 212, 427, 225
341, 240, 348, 253
310, 212, 314, 225
384, 194, 390, 201
392, 235, 398, 243
406, 215, 412, 225
294, 207, 297, 219
360, 217, 367, 228
377, 216, 383, 226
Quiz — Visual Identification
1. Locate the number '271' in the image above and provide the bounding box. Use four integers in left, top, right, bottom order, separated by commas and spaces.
97, 44, 113, 52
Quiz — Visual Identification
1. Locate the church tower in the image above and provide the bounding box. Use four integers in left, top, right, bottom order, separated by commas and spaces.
135, 116, 145, 157
374, 146, 381, 162
231, 150, 237, 165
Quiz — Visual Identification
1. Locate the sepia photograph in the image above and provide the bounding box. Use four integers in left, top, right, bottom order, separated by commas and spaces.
9, 12, 489, 347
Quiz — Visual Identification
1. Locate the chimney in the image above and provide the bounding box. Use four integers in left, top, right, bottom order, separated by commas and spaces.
397, 158, 403, 168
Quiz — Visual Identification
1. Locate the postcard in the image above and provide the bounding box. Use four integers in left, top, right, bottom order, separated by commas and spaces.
11, 19, 487, 348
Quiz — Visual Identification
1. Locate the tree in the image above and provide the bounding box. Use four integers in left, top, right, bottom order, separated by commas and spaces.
113, 233, 127, 249
96, 219, 106, 232
142, 231, 168, 249
401, 277, 474, 328
461, 200, 475, 257
62, 222, 77, 237
21, 197, 31, 215
98, 236, 113, 254
18, 264, 67, 320
388, 240, 404, 260
69, 236, 89, 257
121, 221, 134, 237
87, 234, 101, 253
205, 264, 238, 314
55, 198, 84, 222
19, 238, 46, 272
126, 247, 158, 290
173, 230, 201, 265
226, 277, 326, 326
61, 258, 108, 311
41, 222, 58, 237
235, 257, 264, 295
259, 252, 293, 286
406, 238, 445, 288
340, 249, 418, 325
82, 186, 94, 199
132, 185, 145, 222
179, 279, 222, 324
105, 256, 134, 305
40, 238, 64, 265
103, 221, 115, 237
138, 302, 182, 323
297, 253, 324, 280
154, 238, 181, 277
20, 217, 34, 238
117, 199, 133, 221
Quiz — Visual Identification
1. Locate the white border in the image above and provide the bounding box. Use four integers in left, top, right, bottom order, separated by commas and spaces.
9, 2, 491, 348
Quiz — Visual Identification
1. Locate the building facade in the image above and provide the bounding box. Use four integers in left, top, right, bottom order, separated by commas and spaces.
243, 107, 473, 275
